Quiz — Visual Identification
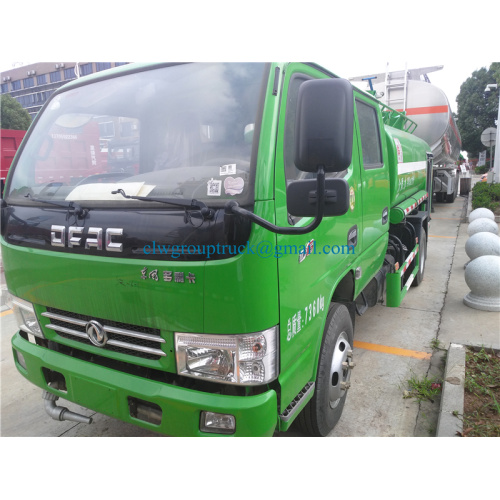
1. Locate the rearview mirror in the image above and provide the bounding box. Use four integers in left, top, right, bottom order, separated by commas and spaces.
294, 78, 354, 173
287, 178, 349, 217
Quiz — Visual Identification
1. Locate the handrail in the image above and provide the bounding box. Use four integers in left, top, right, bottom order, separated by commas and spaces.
380, 104, 418, 134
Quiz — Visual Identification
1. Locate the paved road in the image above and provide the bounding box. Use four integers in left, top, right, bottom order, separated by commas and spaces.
327, 196, 467, 436
0, 192, 493, 437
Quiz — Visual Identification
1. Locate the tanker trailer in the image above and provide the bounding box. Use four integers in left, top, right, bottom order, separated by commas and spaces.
352, 66, 462, 202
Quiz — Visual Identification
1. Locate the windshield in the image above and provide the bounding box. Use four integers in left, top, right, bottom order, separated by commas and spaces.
6, 63, 267, 208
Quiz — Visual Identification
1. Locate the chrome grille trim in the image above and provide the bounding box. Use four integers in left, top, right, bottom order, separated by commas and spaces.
42, 311, 87, 328
45, 323, 88, 339
42, 311, 165, 343
105, 339, 165, 357
41, 311, 166, 359
103, 324, 166, 343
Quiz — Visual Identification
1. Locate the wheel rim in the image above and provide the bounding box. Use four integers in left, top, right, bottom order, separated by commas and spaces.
328, 331, 352, 409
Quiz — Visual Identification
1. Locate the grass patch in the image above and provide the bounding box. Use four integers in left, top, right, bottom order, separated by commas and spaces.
462, 347, 500, 437
403, 373, 442, 403
430, 337, 444, 351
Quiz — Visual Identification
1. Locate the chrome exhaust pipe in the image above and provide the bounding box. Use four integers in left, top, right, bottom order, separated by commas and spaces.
42, 390, 93, 425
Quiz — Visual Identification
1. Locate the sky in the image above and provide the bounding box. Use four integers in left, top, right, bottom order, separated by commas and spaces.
2, 2, 498, 118
2, 58, 492, 116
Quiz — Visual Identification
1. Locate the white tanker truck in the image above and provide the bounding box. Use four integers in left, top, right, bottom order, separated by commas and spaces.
350, 65, 463, 203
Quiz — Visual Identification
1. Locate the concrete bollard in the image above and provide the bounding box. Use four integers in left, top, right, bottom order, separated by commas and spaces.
465, 232, 500, 261
467, 218, 499, 237
463, 255, 500, 311
468, 207, 495, 223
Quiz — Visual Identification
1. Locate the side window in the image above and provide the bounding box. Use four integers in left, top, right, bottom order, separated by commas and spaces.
356, 99, 383, 169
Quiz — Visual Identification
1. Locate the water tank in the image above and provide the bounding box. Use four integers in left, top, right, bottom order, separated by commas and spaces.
385, 125, 430, 206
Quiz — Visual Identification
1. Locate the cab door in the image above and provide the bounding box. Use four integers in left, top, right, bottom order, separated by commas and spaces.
352, 95, 390, 295
273, 64, 363, 411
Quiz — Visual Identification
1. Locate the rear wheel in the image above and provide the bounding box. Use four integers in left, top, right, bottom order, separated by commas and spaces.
295, 303, 354, 436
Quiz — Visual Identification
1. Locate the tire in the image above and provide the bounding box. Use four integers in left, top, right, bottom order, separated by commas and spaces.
295, 303, 354, 436
446, 192, 455, 203
412, 230, 427, 287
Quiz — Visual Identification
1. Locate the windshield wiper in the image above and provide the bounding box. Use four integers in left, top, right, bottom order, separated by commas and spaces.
111, 189, 215, 220
24, 193, 88, 217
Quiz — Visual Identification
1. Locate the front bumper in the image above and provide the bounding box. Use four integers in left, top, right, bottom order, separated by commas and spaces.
12, 332, 278, 436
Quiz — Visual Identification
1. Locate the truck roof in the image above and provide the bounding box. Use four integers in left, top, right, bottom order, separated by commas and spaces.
56, 62, 184, 91
53, 62, 417, 135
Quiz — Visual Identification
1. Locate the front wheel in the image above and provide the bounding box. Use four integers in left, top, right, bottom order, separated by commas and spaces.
295, 303, 354, 436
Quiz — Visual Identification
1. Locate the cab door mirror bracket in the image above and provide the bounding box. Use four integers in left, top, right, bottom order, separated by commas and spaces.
224, 78, 354, 236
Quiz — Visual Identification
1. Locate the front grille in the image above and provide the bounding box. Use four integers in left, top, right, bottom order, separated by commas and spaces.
41, 308, 165, 360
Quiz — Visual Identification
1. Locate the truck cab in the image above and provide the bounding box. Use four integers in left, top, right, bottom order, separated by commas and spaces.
1, 62, 431, 436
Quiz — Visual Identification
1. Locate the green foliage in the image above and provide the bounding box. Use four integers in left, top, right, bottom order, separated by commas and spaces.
463, 348, 500, 437
403, 372, 442, 403
475, 165, 489, 174
465, 348, 500, 397
491, 62, 500, 86
0, 94, 31, 130
471, 181, 500, 211
430, 337, 444, 350
456, 64, 499, 158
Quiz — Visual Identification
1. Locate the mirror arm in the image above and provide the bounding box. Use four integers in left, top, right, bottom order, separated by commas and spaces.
224, 166, 326, 236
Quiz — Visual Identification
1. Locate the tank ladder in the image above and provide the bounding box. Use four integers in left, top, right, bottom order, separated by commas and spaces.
384, 62, 408, 112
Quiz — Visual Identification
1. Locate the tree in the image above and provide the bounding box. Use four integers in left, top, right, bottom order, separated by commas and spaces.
492, 62, 500, 86
0, 94, 31, 130
456, 64, 500, 160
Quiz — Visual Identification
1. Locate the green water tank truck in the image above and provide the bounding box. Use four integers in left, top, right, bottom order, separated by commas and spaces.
1, 62, 432, 436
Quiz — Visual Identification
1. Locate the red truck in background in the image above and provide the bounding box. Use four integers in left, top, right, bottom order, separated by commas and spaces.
1, 121, 115, 196
33, 120, 109, 186
1, 129, 26, 193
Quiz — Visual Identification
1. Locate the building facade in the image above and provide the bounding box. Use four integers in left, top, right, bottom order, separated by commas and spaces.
1, 62, 129, 120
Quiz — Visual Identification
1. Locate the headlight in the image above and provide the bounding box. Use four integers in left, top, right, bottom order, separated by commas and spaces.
175, 327, 278, 386
8, 294, 44, 339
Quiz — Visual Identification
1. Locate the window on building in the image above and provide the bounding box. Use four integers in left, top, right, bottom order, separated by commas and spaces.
18, 95, 36, 107
96, 62, 111, 72
36, 91, 52, 104
23, 77, 35, 88
80, 63, 93, 76
37, 74, 47, 85
1, 83, 8, 93
355, 99, 383, 169
64, 67, 76, 80
11, 80, 21, 91
50, 71, 61, 83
